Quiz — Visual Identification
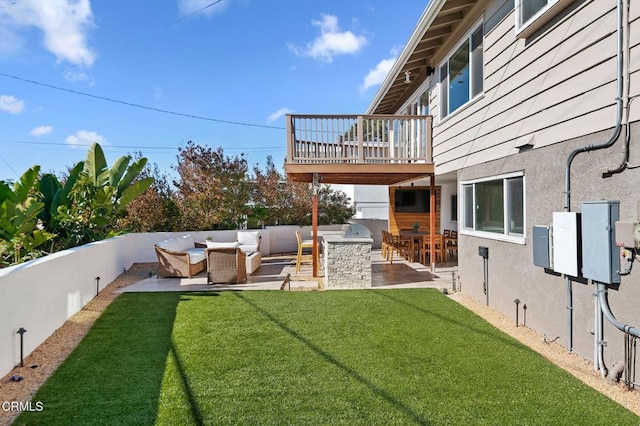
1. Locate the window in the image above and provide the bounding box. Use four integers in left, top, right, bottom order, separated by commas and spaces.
522, 0, 551, 23
515, 0, 575, 38
461, 174, 525, 243
404, 88, 430, 116
419, 90, 429, 115
440, 24, 483, 119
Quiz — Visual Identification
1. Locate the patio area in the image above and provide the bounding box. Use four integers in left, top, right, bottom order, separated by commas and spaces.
119, 249, 458, 293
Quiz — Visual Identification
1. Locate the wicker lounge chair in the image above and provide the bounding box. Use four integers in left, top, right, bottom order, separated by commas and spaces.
206, 247, 247, 284
155, 235, 206, 278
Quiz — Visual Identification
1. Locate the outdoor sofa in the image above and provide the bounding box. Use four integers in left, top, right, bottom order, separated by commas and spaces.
154, 235, 206, 278
154, 231, 263, 279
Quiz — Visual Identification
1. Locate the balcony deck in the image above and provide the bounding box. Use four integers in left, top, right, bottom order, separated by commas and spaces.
285, 114, 434, 185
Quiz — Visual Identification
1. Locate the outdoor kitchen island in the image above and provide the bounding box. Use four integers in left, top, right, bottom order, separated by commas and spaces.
321, 224, 373, 289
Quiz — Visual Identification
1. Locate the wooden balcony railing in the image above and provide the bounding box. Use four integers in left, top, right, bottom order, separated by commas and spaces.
286, 114, 432, 165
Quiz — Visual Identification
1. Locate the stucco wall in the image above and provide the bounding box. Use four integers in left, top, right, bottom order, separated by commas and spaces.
457, 122, 640, 367
0, 226, 317, 378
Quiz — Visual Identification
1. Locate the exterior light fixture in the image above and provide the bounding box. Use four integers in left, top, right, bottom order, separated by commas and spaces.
404, 71, 411, 83
17, 328, 27, 367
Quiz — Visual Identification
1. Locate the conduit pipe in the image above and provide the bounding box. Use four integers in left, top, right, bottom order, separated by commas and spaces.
597, 283, 640, 338
563, 0, 625, 353
595, 293, 607, 378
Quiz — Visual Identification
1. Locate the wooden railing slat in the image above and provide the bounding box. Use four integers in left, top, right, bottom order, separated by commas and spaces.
286, 114, 432, 165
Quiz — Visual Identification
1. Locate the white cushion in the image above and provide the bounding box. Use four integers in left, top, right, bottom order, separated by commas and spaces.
206, 241, 240, 249
237, 231, 260, 245
185, 248, 205, 264
156, 239, 181, 252
239, 244, 259, 253
177, 235, 195, 251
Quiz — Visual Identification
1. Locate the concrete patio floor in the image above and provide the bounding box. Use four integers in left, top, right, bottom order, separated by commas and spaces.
118, 250, 458, 293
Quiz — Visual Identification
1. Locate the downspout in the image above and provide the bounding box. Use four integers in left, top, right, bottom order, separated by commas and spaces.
562, 0, 625, 353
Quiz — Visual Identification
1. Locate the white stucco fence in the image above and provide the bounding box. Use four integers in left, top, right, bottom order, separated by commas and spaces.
0, 221, 386, 378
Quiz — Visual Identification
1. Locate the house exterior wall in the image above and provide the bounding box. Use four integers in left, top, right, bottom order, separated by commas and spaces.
430, 0, 640, 175
456, 122, 640, 367
382, 0, 640, 367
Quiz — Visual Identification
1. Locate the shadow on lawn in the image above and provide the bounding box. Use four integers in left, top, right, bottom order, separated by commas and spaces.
163, 292, 224, 426
14, 292, 211, 426
169, 341, 205, 426
233, 292, 430, 425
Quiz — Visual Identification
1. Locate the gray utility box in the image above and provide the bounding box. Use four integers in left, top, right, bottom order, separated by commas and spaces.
581, 200, 620, 284
533, 225, 553, 269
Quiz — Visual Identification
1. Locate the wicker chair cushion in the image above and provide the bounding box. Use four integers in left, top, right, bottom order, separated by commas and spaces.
156, 235, 195, 252
184, 248, 206, 264
176, 235, 195, 251
206, 241, 240, 249
156, 238, 181, 252
237, 231, 260, 253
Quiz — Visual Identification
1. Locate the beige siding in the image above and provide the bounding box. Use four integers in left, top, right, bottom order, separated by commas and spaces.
629, 15, 640, 123
430, 0, 639, 175
632, 0, 640, 21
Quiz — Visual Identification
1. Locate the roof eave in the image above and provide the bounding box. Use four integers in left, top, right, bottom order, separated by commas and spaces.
366, 0, 447, 115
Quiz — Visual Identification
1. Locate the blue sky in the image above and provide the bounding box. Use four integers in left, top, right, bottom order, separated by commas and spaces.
0, 0, 426, 182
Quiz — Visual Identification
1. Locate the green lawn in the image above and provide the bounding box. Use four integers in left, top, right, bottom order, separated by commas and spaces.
15, 289, 639, 425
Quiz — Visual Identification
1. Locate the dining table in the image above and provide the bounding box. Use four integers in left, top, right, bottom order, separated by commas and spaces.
399, 230, 444, 263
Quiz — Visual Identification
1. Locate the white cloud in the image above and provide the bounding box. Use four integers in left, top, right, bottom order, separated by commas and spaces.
30, 125, 53, 136
0, 0, 96, 68
0, 24, 24, 55
267, 107, 292, 124
288, 14, 367, 63
65, 130, 105, 148
178, 0, 229, 18
360, 57, 396, 93
0, 95, 25, 114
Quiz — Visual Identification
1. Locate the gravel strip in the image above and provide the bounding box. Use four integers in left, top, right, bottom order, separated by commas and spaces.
0, 263, 156, 426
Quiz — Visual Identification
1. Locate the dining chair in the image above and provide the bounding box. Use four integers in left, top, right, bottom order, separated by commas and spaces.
419, 234, 443, 265
381, 230, 390, 259
446, 230, 458, 260
295, 229, 314, 273
388, 233, 411, 263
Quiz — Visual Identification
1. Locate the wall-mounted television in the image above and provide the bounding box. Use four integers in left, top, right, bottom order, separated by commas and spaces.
394, 189, 431, 213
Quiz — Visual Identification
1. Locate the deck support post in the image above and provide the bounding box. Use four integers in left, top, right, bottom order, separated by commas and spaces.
430, 174, 436, 272
312, 173, 319, 277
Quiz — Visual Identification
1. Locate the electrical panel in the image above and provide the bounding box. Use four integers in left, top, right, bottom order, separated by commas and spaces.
533, 225, 553, 269
552, 212, 580, 277
581, 200, 620, 284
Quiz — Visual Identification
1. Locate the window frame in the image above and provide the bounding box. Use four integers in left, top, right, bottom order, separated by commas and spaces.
460, 172, 526, 244
515, 0, 574, 38
399, 81, 430, 117
439, 21, 484, 120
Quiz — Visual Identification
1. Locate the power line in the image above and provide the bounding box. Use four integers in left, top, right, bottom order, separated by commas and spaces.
0, 72, 286, 130
0, 152, 19, 179
0, 139, 285, 152
171, 0, 224, 25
